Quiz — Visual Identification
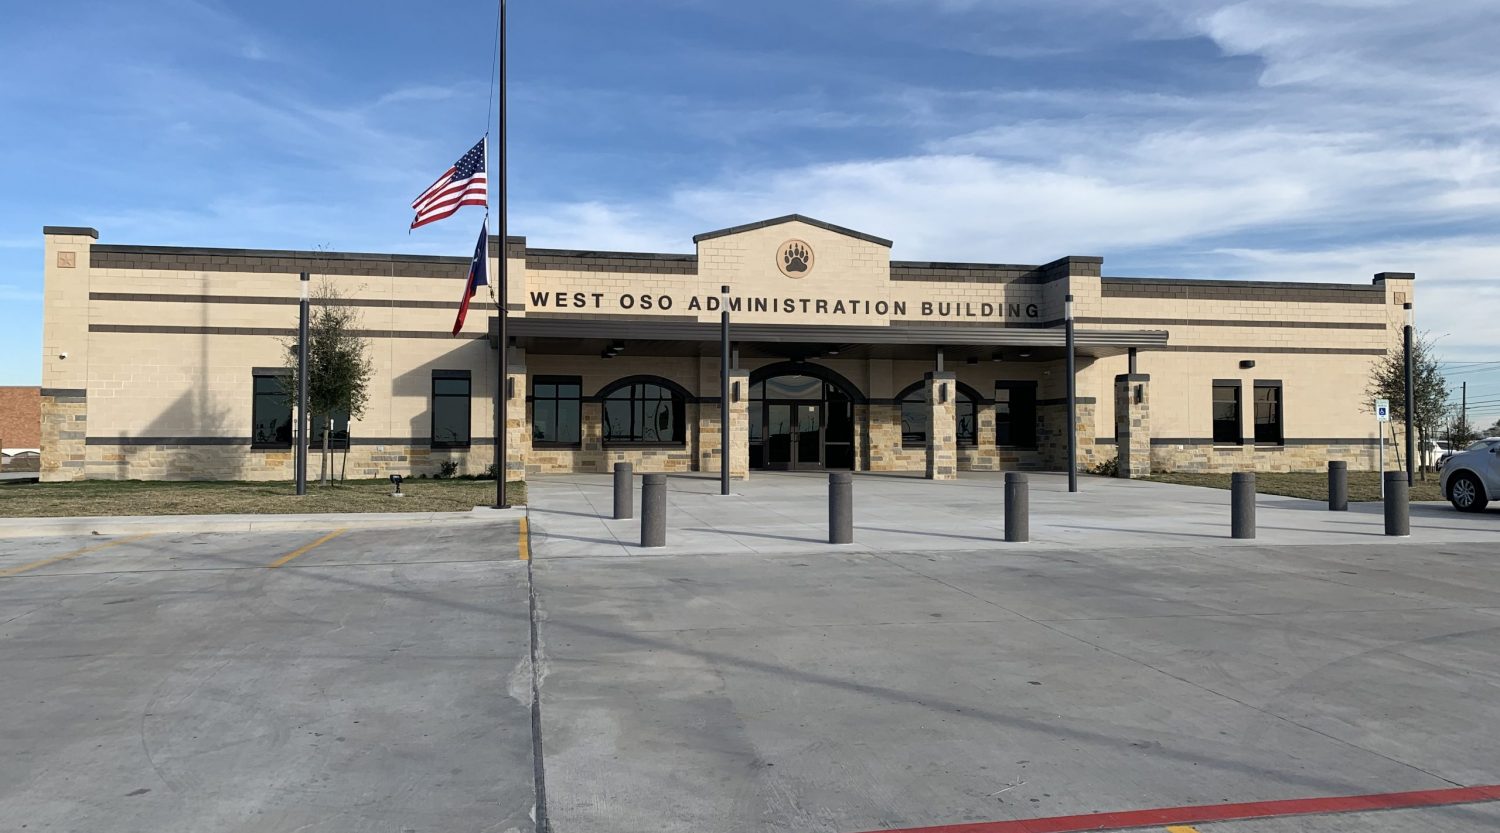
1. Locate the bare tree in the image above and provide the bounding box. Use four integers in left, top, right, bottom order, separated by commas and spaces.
283, 280, 373, 486
1365, 331, 1449, 477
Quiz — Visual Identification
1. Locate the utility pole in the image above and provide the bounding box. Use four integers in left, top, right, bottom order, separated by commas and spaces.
296, 271, 309, 496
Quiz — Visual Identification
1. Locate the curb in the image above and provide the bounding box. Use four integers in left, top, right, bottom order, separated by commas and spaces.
0, 506, 527, 539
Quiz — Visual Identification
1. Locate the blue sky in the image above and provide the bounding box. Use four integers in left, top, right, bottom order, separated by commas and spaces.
2, 0, 1497, 426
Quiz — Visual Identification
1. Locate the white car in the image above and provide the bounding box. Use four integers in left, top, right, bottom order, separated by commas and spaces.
1440, 440, 1500, 512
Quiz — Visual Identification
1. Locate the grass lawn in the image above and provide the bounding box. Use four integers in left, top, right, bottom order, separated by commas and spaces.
1146, 470, 1445, 503
0, 478, 525, 518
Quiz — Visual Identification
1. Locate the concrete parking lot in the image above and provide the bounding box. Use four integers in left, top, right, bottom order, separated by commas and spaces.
2, 471, 1497, 833
0, 522, 533, 833
528, 472, 1500, 833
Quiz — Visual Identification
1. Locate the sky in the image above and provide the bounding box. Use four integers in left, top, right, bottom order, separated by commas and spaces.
1, 0, 1497, 427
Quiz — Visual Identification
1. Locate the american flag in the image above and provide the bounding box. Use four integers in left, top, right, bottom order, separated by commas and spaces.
411, 138, 488, 230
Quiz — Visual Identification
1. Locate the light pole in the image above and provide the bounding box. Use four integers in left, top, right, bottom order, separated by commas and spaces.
720, 284, 731, 496
1403, 301, 1414, 486
296, 271, 309, 496
1065, 292, 1077, 493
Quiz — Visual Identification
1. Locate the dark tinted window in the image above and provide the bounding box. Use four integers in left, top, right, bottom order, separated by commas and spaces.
1254, 383, 1283, 444
310, 408, 350, 450
899, 385, 977, 447
533, 377, 582, 445
252, 374, 292, 447
995, 382, 1037, 448
432, 372, 472, 448
603, 382, 685, 444
1213, 384, 1241, 444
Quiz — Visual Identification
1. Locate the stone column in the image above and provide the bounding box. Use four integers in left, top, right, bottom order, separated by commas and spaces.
504, 347, 531, 478
728, 369, 749, 479
925, 371, 957, 480
1114, 373, 1151, 478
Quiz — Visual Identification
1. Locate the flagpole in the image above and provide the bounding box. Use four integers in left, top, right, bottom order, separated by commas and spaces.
495, 0, 510, 509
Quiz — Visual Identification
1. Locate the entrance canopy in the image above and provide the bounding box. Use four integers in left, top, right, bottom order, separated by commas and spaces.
494, 316, 1168, 361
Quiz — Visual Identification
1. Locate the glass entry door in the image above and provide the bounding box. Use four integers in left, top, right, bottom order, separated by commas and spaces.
765, 403, 821, 470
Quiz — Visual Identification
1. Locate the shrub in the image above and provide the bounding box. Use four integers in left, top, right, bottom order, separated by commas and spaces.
1090, 456, 1119, 477
436, 460, 459, 479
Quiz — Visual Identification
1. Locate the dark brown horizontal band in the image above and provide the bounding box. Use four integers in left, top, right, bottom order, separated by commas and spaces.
88, 323, 488, 341
1101, 278, 1384, 304
86, 436, 498, 447
1150, 437, 1380, 447
1156, 345, 1388, 355
89, 291, 498, 311
40, 388, 87, 398
1078, 316, 1386, 330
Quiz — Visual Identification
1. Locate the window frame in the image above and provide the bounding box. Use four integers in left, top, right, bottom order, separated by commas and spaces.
601, 379, 688, 447
250, 369, 293, 450
530, 375, 583, 448
1212, 379, 1243, 446
430, 369, 473, 449
1253, 380, 1284, 446
897, 382, 980, 448
994, 381, 1038, 449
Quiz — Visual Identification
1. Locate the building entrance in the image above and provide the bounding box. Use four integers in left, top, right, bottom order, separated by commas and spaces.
750, 373, 855, 471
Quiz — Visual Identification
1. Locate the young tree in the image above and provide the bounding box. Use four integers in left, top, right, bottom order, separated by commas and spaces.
1365, 331, 1449, 477
1487, 418, 1500, 438
1444, 413, 1482, 450
283, 280, 374, 486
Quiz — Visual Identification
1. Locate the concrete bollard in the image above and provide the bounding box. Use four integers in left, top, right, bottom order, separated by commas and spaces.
1231, 472, 1256, 539
640, 473, 666, 548
829, 471, 853, 544
1384, 471, 1409, 537
1328, 461, 1348, 512
1004, 472, 1029, 543
613, 461, 634, 520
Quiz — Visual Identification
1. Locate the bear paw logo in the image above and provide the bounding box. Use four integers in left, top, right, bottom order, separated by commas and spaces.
783, 242, 809, 273
778, 240, 813, 277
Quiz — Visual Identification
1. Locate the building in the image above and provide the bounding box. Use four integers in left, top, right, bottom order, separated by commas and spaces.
39, 217, 1412, 482
1, 386, 42, 460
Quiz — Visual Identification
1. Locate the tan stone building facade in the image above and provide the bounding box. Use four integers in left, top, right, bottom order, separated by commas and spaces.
39, 216, 1413, 482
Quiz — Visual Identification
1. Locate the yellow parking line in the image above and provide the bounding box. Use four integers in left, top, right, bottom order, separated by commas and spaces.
518, 517, 530, 561
1165, 826, 1201, 832
0, 533, 155, 577
268, 529, 348, 568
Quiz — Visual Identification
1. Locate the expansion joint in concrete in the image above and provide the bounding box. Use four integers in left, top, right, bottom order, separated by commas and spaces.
524, 511, 551, 833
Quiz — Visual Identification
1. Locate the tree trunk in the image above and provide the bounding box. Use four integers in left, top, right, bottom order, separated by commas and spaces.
320, 417, 331, 487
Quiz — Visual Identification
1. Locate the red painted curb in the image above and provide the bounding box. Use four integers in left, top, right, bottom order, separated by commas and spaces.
852, 783, 1500, 833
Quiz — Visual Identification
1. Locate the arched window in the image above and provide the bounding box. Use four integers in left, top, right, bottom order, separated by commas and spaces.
601, 378, 687, 444
898, 383, 978, 448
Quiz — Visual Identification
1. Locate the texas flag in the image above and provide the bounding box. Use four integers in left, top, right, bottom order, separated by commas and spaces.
452, 222, 489, 336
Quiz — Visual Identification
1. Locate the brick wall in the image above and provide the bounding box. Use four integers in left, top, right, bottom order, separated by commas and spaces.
0, 386, 41, 449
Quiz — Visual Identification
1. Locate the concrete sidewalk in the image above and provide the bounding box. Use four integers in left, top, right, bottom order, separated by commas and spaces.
526, 470, 1497, 557
0, 505, 525, 538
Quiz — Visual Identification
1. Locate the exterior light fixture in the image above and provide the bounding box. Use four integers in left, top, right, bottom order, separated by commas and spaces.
389, 474, 404, 497
1019, 351, 1032, 359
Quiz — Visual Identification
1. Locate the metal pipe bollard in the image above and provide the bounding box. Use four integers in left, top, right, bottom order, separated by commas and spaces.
640, 473, 666, 548
1328, 461, 1348, 511
1004, 472, 1029, 543
1384, 470, 1409, 537
829, 471, 853, 544
1231, 472, 1256, 539
613, 461, 633, 520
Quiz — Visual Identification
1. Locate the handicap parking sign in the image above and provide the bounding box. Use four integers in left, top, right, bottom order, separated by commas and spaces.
1376, 398, 1390, 422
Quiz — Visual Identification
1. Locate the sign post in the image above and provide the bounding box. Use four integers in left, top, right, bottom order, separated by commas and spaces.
1376, 398, 1390, 499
